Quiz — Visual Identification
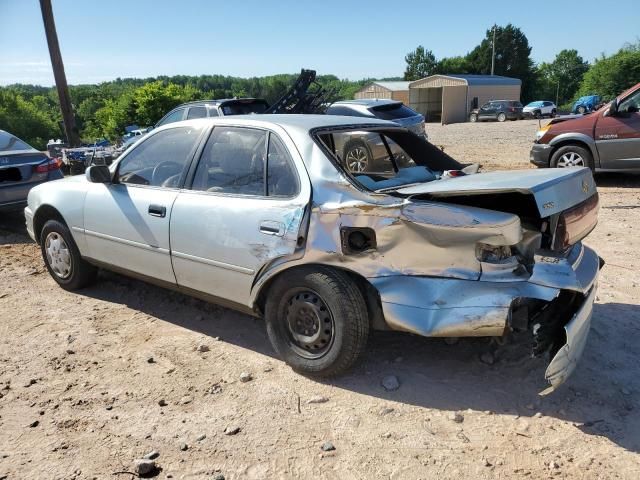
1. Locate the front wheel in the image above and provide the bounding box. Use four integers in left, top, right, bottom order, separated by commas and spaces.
533, 110, 542, 119
40, 219, 97, 290
265, 267, 370, 377
497, 112, 507, 122
550, 145, 594, 171
577, 106, 586, 114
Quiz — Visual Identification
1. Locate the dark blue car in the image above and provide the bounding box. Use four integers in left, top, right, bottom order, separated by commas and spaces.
571, 95, 600, 114
0, 130, 63, 212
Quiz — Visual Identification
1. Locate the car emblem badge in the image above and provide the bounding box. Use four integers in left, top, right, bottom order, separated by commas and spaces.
582, 180, 589, 193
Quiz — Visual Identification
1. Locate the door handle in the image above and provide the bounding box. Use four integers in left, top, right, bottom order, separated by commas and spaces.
259, 221, 285, 237
148, 204, 166, 218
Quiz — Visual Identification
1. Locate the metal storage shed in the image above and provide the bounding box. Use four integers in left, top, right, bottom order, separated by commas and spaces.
408, 74, 521, 124
354, 81, 411, 104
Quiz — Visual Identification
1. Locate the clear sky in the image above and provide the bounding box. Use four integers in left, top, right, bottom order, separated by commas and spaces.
1, 0, 638, 86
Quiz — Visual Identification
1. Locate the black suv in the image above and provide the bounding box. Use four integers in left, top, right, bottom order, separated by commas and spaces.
469, 100, 523, 122
155, 98, 270, 128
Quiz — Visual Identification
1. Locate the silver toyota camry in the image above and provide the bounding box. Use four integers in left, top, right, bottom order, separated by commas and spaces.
25, 114, 602, 393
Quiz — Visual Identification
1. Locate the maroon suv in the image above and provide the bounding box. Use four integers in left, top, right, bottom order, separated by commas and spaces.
530, 82, 640, 171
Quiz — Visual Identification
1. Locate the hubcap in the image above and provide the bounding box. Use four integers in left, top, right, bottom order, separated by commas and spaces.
45, 232, 72, 279
557, 152, 585, 167
345, 146, 369, 172
283, 289, 334, 358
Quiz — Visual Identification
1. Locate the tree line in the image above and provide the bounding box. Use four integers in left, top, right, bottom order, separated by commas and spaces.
404, 24, 640, 112
0, 74, 374, 149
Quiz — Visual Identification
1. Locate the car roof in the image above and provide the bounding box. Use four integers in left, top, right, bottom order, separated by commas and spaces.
331, 99, 401, 107
171, 98, 268, 108
154, 114, 396, 134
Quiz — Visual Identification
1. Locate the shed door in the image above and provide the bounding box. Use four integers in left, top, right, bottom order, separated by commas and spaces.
441, 86, 467, 124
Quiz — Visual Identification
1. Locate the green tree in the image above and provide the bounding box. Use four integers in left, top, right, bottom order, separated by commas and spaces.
0, 90, 60, 148
466, 24, 536, 101
578, 42, 640, 99
434, 56, 471, 74
537, 49, 589, 104
133, 81, 201, 126
404, 46, 437, 81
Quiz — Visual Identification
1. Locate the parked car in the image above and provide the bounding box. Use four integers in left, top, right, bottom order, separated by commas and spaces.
572, 95, 601, 114
523, 101, 557, 118
26, 114, 602, 393
530, 82, 640, 170
155, 98, 270, 128
469, 100, 524, 122
325, 99, 426, 172
0, 130, 63, 211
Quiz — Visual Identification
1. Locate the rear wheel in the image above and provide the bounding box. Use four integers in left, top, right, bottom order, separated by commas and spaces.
469, 113, 478, 122
550, 144, 594, 171
265, 267, 369, 377
40, 220, 97, 290
497, 112, 507, 122
550, 108, 557, 117
343, 141, 371, 173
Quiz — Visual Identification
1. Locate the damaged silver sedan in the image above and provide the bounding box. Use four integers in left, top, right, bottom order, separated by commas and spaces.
25, 115, 602, 393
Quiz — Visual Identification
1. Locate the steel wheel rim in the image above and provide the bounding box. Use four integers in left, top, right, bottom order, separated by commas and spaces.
45, 232, 72, 279
282, 288, 335, 359
557, 152, 585, 167
345, 146, 369, 172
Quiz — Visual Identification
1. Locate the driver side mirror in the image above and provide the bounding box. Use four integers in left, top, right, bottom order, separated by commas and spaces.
607, 99, 619, 117
86, 165, 112, 183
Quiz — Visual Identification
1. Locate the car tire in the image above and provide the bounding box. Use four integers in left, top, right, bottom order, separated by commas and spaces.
343, 141, 371, 173
265, 266, 370, 377
577, 106, 586, 114
469, 113, 478, 122
497, 112, 507, 122
533, 110, 542, 119
550, 144, 594, 171
551, 108, 557, 117
40, 219, 97, 290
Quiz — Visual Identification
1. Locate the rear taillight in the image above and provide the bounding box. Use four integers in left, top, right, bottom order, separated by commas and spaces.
553, 193, 599, 250
509, 107, 515, 112
34, 157, 62, 173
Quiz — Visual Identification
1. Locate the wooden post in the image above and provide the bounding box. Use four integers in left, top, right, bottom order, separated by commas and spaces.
39, 0, 80, 147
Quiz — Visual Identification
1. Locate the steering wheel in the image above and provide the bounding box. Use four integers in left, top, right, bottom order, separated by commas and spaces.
151, 161, 182, 186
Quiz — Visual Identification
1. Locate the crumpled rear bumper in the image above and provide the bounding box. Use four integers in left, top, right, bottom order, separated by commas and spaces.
370, 243, 602, 392
542, 282, 597, 395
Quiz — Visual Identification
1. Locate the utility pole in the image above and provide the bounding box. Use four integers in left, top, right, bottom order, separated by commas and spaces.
491, 24, 496, 76
39, 0, 80, 147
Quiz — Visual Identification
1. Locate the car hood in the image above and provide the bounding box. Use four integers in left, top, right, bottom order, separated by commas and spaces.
396, 167, 596, 217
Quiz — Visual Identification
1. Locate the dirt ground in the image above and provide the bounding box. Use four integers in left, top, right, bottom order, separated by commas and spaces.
1, 119, 639, 480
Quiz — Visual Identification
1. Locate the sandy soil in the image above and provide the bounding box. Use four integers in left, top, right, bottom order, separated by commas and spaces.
1, 119, 639, 479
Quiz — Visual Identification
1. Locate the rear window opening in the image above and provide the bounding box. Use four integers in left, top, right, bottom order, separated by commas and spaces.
0, 131, 34, 152
315, 127, 463, 192
0, 167, 22, 182
369, 103, 419, 120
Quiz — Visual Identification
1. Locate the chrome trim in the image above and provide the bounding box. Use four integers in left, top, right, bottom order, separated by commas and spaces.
172, 250, 255, 275
84, 229, 169, 254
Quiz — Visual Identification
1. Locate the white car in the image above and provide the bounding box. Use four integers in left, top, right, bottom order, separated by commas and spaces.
523, 101, 557, 118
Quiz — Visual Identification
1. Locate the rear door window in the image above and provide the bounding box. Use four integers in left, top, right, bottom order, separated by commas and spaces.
267, 134, 299, 197
186, 106, 207, 119
192, 127, 266, 195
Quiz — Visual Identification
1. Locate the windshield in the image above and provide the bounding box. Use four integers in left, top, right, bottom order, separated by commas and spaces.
316, 128, 463, 191
220, 100, 269, 115
0, 131, 34, 152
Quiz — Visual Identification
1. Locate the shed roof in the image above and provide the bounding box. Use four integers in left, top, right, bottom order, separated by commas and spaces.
409, 74, 521, 88
359, 81, 411, 92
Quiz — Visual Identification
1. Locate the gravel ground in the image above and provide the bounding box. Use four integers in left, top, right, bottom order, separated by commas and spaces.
1, 119, 639, 479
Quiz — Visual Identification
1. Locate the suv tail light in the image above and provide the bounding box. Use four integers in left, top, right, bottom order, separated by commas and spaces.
34, 157, 62, 173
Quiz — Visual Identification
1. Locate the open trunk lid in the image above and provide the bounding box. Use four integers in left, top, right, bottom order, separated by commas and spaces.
397, 167, 596, 217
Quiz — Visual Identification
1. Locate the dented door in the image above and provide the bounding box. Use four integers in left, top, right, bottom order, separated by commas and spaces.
169, 127, 310, 307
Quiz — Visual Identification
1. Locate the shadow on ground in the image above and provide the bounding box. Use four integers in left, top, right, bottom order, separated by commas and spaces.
74, 269, 640, 454
595, 171, 640, 189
